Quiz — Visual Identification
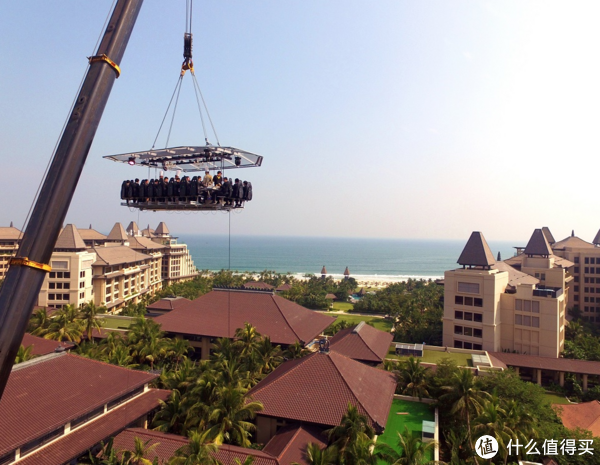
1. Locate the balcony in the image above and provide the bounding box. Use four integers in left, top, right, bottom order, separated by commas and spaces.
533, 286, 563, 298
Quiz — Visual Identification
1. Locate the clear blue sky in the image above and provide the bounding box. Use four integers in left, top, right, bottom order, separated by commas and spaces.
1, 1, 599, 243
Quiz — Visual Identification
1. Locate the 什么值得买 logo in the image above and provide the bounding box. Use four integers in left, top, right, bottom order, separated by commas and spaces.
475, 435, 498, 459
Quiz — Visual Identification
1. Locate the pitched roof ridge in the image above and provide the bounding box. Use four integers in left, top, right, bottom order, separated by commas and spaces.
354, 325, 382, 361
270, 294, 303, 342
272, 425, 304, 460
327, 352, 370, 419
124, 427, 189, 443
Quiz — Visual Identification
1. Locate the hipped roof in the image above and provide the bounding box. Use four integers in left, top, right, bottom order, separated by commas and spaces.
126, 221, 139, 235
542, 227, 556, 245
248, 350, 396, 429
154, 290, 335, 345
329, 322, 394, 363
106, 223, 129, 242
155, 222, 170, 235
54, 224, 86, 250
524, 229, 552, 256
92, 245, 151, 266
457, 232, 495, 267
0, 226, 21, 240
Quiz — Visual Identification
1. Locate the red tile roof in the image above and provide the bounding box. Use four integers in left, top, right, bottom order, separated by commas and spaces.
275, 283, 292, 292
244, 281, 275, 290
0, 353, 157, 456
146, 297, 192, 311
248, 350, 396, 430
328, 322, 393, 363
553, 401, 600, 436
21, 333, 74, 356
488, 352, 600, 376
112, 428, 279, 465
263, 425, 328, 465
17, 389, 170, 465
155, 290, 335, 345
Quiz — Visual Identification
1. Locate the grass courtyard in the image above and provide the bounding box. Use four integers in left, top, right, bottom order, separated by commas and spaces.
543, 391, 571, 405
330, 314, 393, 332
386, 346, 474, 367
331, 301, 354, 312
377, 398, 435, 463
99, 316, 135, 330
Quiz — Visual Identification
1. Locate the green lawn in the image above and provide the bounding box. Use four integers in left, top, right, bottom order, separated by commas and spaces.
331, 302, 354, 312
377, 399, 435, 463
544, 391, 571, 405
99, 316, 135, 330
386, 346, 473, 367
330, 314, 393, 332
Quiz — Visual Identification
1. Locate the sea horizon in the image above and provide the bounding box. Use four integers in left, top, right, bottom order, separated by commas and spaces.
177, 234, 518, 282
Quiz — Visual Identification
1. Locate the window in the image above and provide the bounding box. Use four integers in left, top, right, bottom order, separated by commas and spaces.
464, 296, 473, 306
586, 257, 590, 264
524, 300, 531, 312
523, 315, 531, 326
585, 267, 590, 274
585, 278, 590, 284
464, 327, 473, 337
458, 282, 479, 294
49, 283, 55, 289
49, 293, 55, 300
455, 311, 463, 320
464, 312, 473, 321
515, 299, 522, 311
51, 260, 68, 270
474, 313, 483, 323
541, 273, 546, 280
532, 317, 540, 328
463, 342, 473, 350
532, 301, 540, 313
515, 314, 522, 325
454, 325, 463, 335
575, 257, 580, 264
80, 281, 85, 289
575, 286, 580, 292
474, 328, 482, 338
474, 298, 483, 307
454, 340, 463, 349
473, 344, 482, 350
576, 267, 580, 274
585, 287, 590, 293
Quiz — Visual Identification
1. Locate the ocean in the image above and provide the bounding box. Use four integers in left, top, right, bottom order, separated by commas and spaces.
177, 235, 517, 283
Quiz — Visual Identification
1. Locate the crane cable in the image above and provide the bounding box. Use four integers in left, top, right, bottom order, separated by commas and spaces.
151, 0, 221, 151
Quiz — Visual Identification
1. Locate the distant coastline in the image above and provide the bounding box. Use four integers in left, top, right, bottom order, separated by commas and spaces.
178, 234, 516, 283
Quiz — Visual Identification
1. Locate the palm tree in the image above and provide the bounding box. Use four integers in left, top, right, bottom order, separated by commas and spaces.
167, 337, 191, 369
325, 403, 375, 454
29, 307, 51, 335
15, 345, 34, 364
440, 368, 490, 464
253, 336, 283, 376
44, 306, 84, 343
397, 357, 430, 400
234, 323, 261, 357
153, 390, 193, 436
379, 426, 437, 465
206, 385, 264, 447
292, 443, 338, 465
168, 430, 221, 465
79, 301, 106, 340
283, 341, 310, 359
122, 437, 159, 465
343, 435, 381, 465
473, 396, 513, 464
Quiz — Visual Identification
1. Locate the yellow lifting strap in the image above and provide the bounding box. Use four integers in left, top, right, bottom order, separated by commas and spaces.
9, 256, 52, 273
88, 54, 121, 78
181, 58, 194, 76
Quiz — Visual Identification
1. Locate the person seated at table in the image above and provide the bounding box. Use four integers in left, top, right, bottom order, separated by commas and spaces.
203, 170, 213, 188
213, 171, 223, 187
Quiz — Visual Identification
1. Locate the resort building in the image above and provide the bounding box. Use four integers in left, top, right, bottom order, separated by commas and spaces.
154, 287, 335, 359
0, 221, 196, 312
37, 225, 96, 309
550, 231, 600, 323
151, 222, 198, 285
443, 230, 570, 358
248, 348, 396, 444
0, 224, 21, 280
0, 352, 169, 465
328, 321, 393, 365
111, 424, 328, 465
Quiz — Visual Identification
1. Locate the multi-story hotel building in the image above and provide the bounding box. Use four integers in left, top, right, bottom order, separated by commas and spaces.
0, 224, 20, 281
0, 220, 198, 312
443, 229, 571, 358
